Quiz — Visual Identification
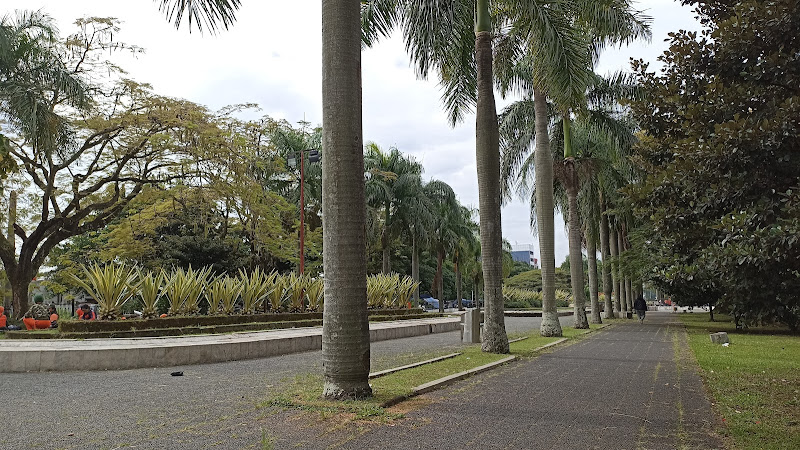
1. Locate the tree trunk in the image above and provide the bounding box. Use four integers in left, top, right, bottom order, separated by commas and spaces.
381, 205, 390, 273
436, 248, 445, 313
586, 226, 601, 324
609, 223, 621, 316
455, 259, 464, 311
534, 90, 562, 337
321, 0, 371, 400
625, 278, 633, 315
599, 206, 615, 319
9, 270, 33, 320
565, 161, 588, 329
4, 190, 16, 313
475, 14, 508, 353
411, 234, 420, 306
617, 229, 628, 316
709, 303, 715, 321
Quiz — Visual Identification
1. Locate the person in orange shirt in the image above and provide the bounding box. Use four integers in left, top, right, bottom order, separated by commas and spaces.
48, 304, 59, 328
78, 304, 96, 320
0, 305, 7, 329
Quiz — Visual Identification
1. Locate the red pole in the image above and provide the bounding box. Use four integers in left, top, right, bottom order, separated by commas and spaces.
299, 152, 305, 275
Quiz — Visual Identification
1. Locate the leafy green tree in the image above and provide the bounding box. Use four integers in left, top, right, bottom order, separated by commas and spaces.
0, 17, 214, 317
626, 0, 800, 330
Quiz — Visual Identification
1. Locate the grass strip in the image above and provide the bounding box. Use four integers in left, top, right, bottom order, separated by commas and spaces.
369, 352, 461, 379
678, 313, 800, 450
262, 322, 606, 422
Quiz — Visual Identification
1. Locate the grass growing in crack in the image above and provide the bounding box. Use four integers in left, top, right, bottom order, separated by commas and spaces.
679, 313, 800, 450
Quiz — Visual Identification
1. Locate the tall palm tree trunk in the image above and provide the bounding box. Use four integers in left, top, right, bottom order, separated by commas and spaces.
382, 205, 390, 273
534, 91, 562, 337
586, 227, 601, 324
411, 234, 420, 306
436, 248, 445, 313
455, 258, 464, 310
617, 229, 628, 317
599, 209, 615, 318
625, 277, 633, 314
321, 0, 371, 400
475, 6, 508, 353
610, 224, 621, 315
565, 169, 589, 329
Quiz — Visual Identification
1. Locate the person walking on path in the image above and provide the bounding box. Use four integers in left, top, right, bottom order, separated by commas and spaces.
634, 295, 647, 323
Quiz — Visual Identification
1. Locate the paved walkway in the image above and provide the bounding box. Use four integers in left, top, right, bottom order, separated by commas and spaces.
0, 314, 725, 449
277, 312, 724, 449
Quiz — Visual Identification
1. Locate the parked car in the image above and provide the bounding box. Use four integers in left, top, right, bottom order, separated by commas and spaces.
420, 297, 439, 310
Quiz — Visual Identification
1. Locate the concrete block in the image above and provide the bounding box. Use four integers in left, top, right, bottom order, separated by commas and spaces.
463, 309, 481, 343
710, 332, 730, 344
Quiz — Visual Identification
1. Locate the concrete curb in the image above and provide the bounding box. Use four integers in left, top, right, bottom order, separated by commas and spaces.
382, 355, 517, 407
0, 317, 462, 373
529, 337, 567, 351
369, 352, 461, 379
508, 336, 529, 344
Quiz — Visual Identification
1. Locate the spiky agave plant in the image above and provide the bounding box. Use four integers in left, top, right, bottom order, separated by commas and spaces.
182, 266, 211, 315
284, 272, 308, 312
396, 276, 420, 309
207, 275, 242, 315
305, 277, 324, 312
138, 269, 165, 319
265, 274, 287, 312
555, 289, 572, 307
366, 273, 396, 309
72, 263, 140, 320
238, 267, 273, 314
163, 266, 211, 316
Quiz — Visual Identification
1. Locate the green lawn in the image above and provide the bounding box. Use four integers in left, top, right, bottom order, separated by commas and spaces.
679, 313, 800, 450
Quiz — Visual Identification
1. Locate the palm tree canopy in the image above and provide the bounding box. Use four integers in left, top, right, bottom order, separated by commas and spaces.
0, 11, 89, 159
155, 0, 241, 33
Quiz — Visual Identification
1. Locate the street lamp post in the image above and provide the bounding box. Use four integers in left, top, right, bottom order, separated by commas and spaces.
288, 149, 321, 275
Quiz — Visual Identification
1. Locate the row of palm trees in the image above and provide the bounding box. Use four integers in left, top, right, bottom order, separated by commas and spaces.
364, 142, 480, 311
360, 1, 650, 340
79, 0, 651, 399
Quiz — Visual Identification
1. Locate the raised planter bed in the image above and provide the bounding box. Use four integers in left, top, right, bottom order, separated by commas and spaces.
57, 308, 423, 333
5, 311, 438, 339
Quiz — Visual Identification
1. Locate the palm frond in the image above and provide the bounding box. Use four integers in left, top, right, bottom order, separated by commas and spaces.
155, 0, 241, 34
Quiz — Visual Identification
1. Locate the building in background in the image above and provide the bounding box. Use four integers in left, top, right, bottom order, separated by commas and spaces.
510, 244, 539, 268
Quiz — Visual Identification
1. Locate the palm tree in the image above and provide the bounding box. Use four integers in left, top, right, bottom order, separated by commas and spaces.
497, 2, 649, 331
394, 177, 450, 305
156, 0, 372, 399
0, 11, 88, 160
452, 207, 480, 310
426, 183, 465, 313
363, 142, 424, 273
361, 0, 510, 352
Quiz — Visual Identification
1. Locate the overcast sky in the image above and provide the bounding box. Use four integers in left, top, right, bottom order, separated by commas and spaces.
7, 1, 701, 266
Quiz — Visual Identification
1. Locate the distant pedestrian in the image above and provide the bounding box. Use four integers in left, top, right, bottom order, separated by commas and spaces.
634, 296, 647, 323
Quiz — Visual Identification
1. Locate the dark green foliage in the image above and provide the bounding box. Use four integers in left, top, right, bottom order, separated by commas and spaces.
508, 261, 535, 278
504, 268, 572, 293
626, 0, 800, 330
57, 308, 423, 333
